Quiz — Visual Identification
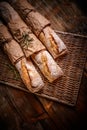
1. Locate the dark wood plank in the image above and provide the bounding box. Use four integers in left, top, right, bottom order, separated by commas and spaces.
0, 85, 22, 130
0, 84, 51, 130
0, 0, 87, 130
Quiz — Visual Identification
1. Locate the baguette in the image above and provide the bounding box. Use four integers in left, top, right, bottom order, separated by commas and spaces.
0, 2, 63, 82
9, 0, 67, 59
32, 50, 63, 82
0, 21, 44, 93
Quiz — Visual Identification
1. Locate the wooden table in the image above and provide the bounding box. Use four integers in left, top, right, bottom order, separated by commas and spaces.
0, 0, 87, 130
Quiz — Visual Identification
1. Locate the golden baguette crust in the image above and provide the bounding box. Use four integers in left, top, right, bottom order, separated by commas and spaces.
21, 59, 31, 91
32, 50, 63, 82
15, 58, 44, 92
39, 27, 67, 59
26, 60, 44, 89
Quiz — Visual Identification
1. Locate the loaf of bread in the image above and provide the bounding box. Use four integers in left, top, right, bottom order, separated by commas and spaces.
0, 2, 64, 82
9, 0, 67, 59
0, 21, 44, 93
32, 50, 63, 82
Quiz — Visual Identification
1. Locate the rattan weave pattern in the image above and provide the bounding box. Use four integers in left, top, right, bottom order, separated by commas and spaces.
0, 34, 87, 106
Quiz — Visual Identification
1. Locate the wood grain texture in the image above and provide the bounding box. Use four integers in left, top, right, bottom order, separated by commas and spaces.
0, 0, 87, 130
